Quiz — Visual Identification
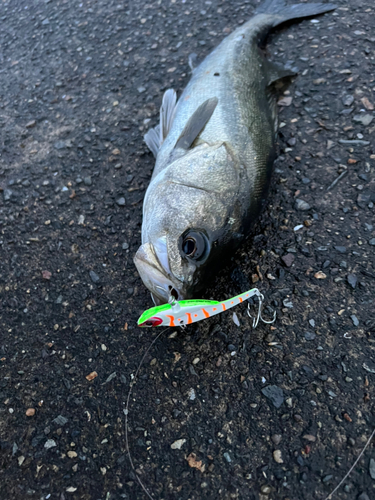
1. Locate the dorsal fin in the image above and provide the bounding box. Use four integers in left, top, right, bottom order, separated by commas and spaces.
174, 97, 218, 150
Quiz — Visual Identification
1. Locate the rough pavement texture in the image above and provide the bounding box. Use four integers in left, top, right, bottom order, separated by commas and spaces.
1, 0, 375, 499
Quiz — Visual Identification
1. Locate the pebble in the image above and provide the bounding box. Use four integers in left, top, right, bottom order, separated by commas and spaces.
89, 270, 100, 284
171, 439, 186, 450
26, 120, 36, 128
261, 385, 284, 408
304, 331, 316, 341
351, 315, 359, 327
281, 253, 295, 267
295, 199, 311, 211
223, 452, 232, 463
294, 224, 304, 231
3, 189, 12, 201
137, 86, 146, 93
334, 246, 346, 253
232, 312, 240, 327
309, 319, 315, 328
273, 450, 283, 463
122, 242, 129, 250
369, 238, 375, 246
271, 434, 282, 445
353, 114, 373, 126
260, 485, 271, 494
116, 197, 126, 206
84, 176, 92, 186
369, 458, 375, 480
54, 140, 66, 150
67, 451, 78, 458
363, 362, 375, 374
26, 408, 35, 417
347, 274, 358, 289
53, 415, 68, 426
358, 494, 370, 500
342, 95, 354, 106
44, 439, 57, 449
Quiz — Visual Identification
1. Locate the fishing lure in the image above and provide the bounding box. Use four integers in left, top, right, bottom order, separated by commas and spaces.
137, 288, 276, 328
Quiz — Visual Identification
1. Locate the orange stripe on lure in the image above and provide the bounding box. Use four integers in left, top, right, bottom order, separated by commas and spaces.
137, 288, 262, 328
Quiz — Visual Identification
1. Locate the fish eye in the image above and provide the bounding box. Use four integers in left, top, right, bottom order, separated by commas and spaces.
180, 230, 209, 261
145, 321, 154, 326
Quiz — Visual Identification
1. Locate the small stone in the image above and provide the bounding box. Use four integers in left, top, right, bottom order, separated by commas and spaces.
18, 456, 25, 466
295, 199, 311, 211
342, 95, 354, 106
309, 319, 315, 328
369, 458, 375, 480
67, 451, 77, 458
358, 493, 370, 500
116, 197, 126, 206
287, 137, 296, 146
304, 331, 316, 341
278, 96, 292, 106
271, 434, 282, 445
3, 189, 13, 201
322, 475, 333, 483
363, 362, 375, 374
281, 253, 295, 267
53, 415, 68, 426
334, 246, 346, 253
86, 371, 98, 381
223, 452, 232, 463
261, 385, 284, 408
137, 86, 146, 93
260, 485, 271, 494
351, 315, 359, 327
353, 114, 373, 126
89, 270, 100, 284
314, 271, 326, 279
171, 439, 186, 450
273, 450, 283, 463
26, 120, 36, 128
66, 487, 77, 493
44, 439, 57, 449
26, 408, 35, 417
347, 274, 358, 289
369, 238, 375, 246
54, 140, 66, 150
303, 434, 316, 442
42, 270, 52, 280
83, 176, 92, 186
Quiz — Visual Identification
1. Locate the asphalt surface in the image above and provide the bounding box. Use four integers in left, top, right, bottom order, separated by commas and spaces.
1, 1, 375, 499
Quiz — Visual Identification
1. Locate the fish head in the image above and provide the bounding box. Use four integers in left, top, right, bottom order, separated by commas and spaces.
134, 143, 242, 304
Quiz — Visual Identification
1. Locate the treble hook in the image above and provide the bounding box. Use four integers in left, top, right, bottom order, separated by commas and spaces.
247, 292, 276, 328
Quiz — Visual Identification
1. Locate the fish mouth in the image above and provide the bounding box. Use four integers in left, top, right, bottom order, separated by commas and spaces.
134, 241, 183, 304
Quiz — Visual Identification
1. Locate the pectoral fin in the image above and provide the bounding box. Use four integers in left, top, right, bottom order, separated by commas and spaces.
174, 97, 218, 150
144, 89, 177, 157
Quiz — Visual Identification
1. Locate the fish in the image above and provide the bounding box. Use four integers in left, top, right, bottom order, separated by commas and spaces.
134, 0, 336, 305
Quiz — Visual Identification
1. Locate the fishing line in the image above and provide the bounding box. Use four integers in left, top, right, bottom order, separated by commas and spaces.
323, 427, 375, 500
124, 328, 169, 500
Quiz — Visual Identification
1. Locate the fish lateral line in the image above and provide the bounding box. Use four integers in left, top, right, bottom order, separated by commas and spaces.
137, 288, 262, 327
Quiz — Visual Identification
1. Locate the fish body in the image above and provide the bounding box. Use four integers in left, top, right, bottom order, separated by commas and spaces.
134, 0, 336, 304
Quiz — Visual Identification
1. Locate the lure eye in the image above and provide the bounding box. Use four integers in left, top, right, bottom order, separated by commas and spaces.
140, 317, 163, 327
180, 230, 209, 261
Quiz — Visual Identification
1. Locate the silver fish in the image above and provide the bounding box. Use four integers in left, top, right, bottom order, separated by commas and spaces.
134, 0, 336, 305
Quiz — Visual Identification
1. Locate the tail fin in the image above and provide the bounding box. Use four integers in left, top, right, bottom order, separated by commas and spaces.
255, 0, 337, 26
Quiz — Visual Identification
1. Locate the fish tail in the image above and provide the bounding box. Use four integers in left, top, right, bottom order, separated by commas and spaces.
255, 0, 337, 27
